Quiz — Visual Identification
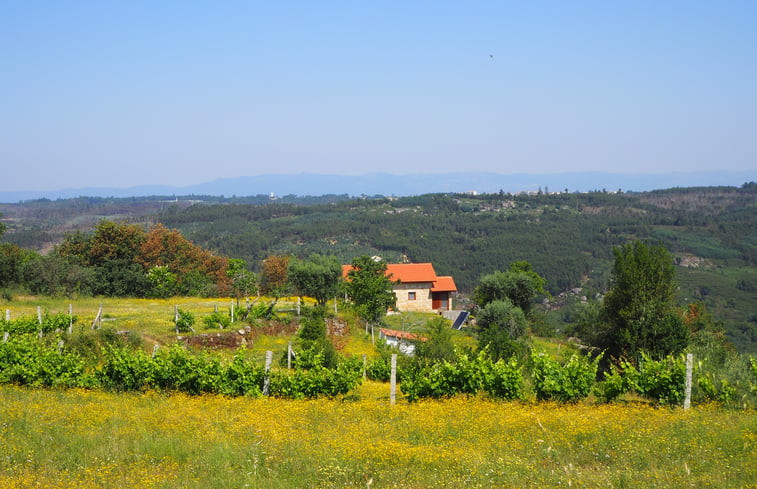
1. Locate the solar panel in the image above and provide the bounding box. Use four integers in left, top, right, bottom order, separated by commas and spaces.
451, 311, 469, 330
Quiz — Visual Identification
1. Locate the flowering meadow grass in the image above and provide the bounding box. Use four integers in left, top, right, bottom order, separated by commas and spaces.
2, 295, 315, 345
1, 382, 754, 488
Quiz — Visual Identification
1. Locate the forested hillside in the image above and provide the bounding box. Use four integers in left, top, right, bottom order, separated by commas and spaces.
154, 186, 754, 287
1, 184, 755, 351
155, 185, 756, 351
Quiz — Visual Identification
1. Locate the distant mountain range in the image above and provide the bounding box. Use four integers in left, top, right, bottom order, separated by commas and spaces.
2, 171, 755, 202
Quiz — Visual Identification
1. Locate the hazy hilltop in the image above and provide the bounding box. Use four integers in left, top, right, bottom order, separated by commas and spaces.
2, 171, 756, 203
1, 183, 756, 353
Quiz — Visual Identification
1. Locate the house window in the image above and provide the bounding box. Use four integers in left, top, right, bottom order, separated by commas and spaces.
408, 292, 416, 300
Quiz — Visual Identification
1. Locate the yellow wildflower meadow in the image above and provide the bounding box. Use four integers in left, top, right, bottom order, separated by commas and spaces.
1, 384, 754, 488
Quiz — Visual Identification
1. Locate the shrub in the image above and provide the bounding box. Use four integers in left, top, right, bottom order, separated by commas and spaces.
203, 310, 232, 330
483, 357, 523, 400
531, 352, 600, 402
594, 364, 630, 403
152, 344, 223, 394
366, 356, 391, 381
399, 351, 523, 402
99, 345, 154, 391
221, 352, 265, 397
0, 312, 73, 335
268, 362, 362, 399
0, 335, 86, 388
173, 309, 195, 333
626, 353, 685, 406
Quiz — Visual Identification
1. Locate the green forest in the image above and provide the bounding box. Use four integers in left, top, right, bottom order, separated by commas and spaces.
1, 183, 755, 352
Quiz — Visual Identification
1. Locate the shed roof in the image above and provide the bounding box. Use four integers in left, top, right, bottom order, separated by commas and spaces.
379, 328, 427, 342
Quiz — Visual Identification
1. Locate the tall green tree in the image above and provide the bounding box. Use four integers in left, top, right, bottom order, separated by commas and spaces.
288, 254, 342, 306
599, 241, 688, 361
473, 261, 547, 315
345, 255, 396, 329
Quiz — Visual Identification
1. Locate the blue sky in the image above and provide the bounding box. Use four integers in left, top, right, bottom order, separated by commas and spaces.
2, 1, 756, 191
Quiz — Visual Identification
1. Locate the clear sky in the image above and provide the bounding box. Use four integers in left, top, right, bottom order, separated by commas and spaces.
2, 1, 756, 191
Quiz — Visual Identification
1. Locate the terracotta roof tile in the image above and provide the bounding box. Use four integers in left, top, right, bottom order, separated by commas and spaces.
385, 263, 437, 283
342, 262, 456, 292
432, 276, 457, 292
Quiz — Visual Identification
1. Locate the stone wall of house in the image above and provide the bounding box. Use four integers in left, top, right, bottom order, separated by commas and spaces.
393, 282, 433, 312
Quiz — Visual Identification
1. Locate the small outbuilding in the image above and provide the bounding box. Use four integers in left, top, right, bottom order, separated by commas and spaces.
378, 328, 426, 355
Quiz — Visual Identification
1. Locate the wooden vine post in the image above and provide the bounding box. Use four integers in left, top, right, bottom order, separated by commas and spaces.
263, 350, 273, 395
68, 304, 73, 335
684, 353, 693, 410
390, 354, 397, 405
92, 304, 103, 329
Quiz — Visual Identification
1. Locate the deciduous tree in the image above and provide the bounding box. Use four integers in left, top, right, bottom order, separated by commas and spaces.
344, 255, 396, 328
473, 261, 547, 315
288, 254, 342, 306
139, 224, 230, 296
414, 316, 456, 364
260, 255, 291, 298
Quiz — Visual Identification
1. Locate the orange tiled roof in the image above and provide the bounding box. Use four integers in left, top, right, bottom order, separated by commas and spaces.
379, 328, 427, 342
432, 276, 457, 292
385, 263, 437, 283
342, 262, 457, 292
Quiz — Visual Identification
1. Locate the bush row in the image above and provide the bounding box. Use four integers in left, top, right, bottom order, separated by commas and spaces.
0, 335, 362, 398
2, 331, 754, 405
399, 352, 523, 402
0, 312, 76, 335
400, 350, 757, 406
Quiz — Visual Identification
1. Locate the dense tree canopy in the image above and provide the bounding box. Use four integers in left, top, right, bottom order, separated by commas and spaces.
52, 221, 231, 297
139, 224, 230, 296
599, 241, 688, 361
473, 261, 548, 315
288, 254, 342, 306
